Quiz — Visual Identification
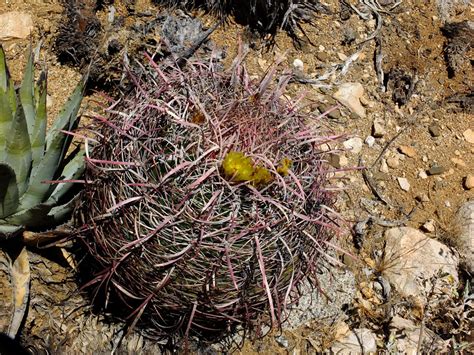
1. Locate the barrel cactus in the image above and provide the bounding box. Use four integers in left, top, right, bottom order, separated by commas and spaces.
0, 46, 85, 239
76, 49, 341, 341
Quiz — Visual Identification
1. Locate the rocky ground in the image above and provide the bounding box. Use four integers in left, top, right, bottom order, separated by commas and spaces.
0, 0, 473, 353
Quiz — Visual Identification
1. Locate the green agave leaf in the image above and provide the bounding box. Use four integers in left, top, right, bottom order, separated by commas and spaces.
46, 193, 79, 224
0, 224, 22, 238
0, 45, 8, 92
4, 103, 32, 196
0, 86, 13, 158
0, 163, 19, 219
19, 49, 36, 140
0, 46, 16, 161
6, 194, 75, 228
46, 149, 85, 205
5, 201, 54, 228
21, 76, 85, 209
30, 71, 47, 168
18, 127, 68, 209
18, 116, 81, 209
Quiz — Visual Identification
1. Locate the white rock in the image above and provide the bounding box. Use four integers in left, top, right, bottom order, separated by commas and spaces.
337, 52, 348, 61
285, 256, 355, 328
457, 201, 474, 273
388, 316, 445, 355
397, 177, 410, 191
421, 219, 436, 233
0, 12, 33, 40
333, 83, 366, 118
331, 328, 377, 354
382, 227, 459, 305
343, 137, 363, 154
380, 159, 389, 173
292, 58, 304, 71
365, 136, 375, 147
418, 170, 428, 179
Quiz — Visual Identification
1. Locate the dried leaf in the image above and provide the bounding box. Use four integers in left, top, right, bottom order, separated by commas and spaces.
7, 246, 30, 338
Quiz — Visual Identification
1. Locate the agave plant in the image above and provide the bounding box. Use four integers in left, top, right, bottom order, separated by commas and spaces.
0, 45, 86, 239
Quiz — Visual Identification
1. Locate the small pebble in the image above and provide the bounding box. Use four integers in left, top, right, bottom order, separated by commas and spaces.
337, 52, 348, 61
318, 104, 342, 120
343, 137, 363, 154
293, 58, 304, 71
464, 175, 474, 190
429, 123, 441, 137
416, 193, 430, 202
372, 117, 386, 137
380, 159, 389, 173
328, 153, 348, 168
421, 219, 436, 233
427, 165, 446, 175
463, 129, 474, 144
451, 157, 466, 167
445, 200, 451, 208
387, 156, 400, 169
365, 135, 375, 147
398, 145, 416, 158
397, 177, 410, 191
316, 51, 329, 62
418, 170, 428, 179
275, 335, 289, 348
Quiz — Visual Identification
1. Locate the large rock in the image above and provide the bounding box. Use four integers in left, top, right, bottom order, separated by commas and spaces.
333, 82, 366, 118
382, 227, 458, 305
0, 12, 33, 40
331, 327, 377, 354
387, 316, 445, 354
284, 255, 355, 328
457, 200, 474, 273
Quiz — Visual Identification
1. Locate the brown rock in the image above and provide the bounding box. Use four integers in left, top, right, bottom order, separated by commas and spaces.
451, 157, 466, 167
387, 156, 400, 169
398, 145, 417, 157
464, 174, 474, 190
372, 117, 386, 137
463, 129, 474, 144
0, 12, 33, 40
429, 123, 442, 137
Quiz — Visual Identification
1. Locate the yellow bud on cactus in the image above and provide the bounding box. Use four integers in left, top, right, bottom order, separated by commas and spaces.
222, 151, 274, 187
277, 157, 292, 176
252, 166, 273, 187
222, 151, 254, 182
